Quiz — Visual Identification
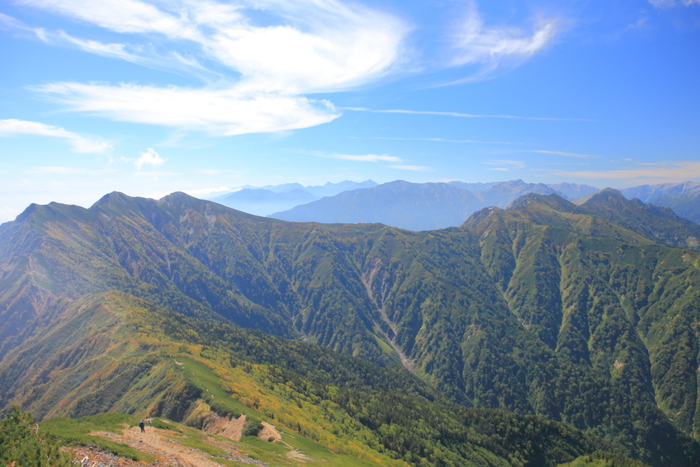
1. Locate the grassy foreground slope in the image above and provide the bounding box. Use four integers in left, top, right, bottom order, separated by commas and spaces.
0, 290, 601, 466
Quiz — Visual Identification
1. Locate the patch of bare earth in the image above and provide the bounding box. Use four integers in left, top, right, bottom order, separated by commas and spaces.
85, 424, 265, 467
258, 422, 281, 443
204, 413, 246, 441
286, 449, 313, 462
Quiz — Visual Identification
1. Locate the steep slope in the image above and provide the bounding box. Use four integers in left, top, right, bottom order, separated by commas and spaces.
2, 191, 700, 465
463, 195, 700, 464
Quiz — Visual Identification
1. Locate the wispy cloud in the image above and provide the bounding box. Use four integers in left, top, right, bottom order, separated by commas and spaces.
391, 164, 433, 171
331, 154, 402, 163
529, 150, 599, 158
19, 0, 409, 135
2, 13, 215, 77
485, 160, 526, 169
449, 1, 559, 81
344, 107, 589, 122
134, 148, 165, 170
47, 30, 145, 63
0, 119, 110, 153
557, 161, 700, 180
648, 0, 700, 8
359, 136, 523, 145
0, 12, 33, 32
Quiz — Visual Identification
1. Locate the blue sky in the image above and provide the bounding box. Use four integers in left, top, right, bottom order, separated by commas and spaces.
1, 0, 699, 222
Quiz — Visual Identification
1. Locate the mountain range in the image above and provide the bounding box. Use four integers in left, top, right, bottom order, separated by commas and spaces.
620, 181, 700, 223
210, 180, 378, 216
1, 188, 700, 465
261, 180, 699, 231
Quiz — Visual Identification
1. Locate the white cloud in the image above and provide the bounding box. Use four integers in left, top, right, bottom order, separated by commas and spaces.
134, 148, 165, 170
0, 119, 110, 153
450, 1, 558, 80
20, 0, 408, 134
35, 82, 339, 135
332, 154, 402, 163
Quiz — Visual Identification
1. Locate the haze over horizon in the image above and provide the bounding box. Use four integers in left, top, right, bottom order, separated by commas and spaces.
1, 0, 699, 222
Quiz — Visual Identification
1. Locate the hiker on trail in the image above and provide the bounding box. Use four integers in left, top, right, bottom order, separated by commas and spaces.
139, 419, 145, 433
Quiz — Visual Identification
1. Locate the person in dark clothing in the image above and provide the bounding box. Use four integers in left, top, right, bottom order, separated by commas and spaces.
139, 419, 145, 433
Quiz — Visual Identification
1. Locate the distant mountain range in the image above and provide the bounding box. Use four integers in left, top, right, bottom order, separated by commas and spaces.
210, 179, 377, 216
244, 179, 699, 230
620, 181, 700, 223
2, 189, 700, 465
268, 179, 597, 230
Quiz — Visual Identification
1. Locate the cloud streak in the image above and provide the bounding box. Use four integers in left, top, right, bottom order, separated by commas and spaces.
530, 150, 600, 158
485, 160, 526, 169
0, 119, 110, 153
391, 164, 433, 171
344, 107, 589, 122
557, 161, 700, 180
360, 136, 523, 145
648, 0, 700, 7
331, 154, 402, 162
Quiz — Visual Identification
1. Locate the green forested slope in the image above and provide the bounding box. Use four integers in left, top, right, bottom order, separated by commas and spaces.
1, 191, 700, 465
